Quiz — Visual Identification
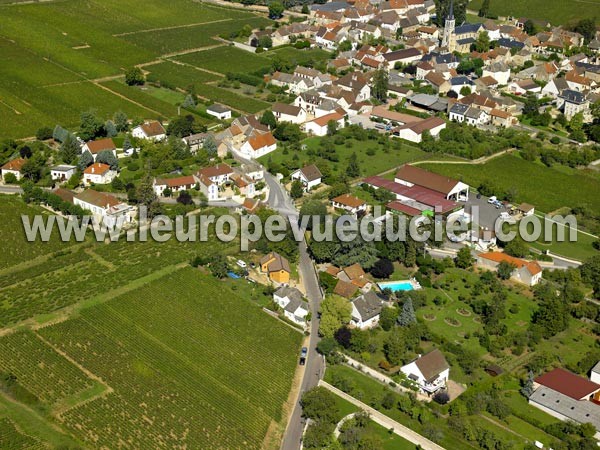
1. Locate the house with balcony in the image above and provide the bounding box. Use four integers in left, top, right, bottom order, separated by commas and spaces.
400, 349, 450, 395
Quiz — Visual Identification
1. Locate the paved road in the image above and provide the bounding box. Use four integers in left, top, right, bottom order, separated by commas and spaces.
0, 185, 24, 195
320, 381, 446, 450
228, 150, 324, 450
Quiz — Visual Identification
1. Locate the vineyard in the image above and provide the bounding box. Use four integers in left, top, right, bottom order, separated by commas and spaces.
0, 418, 45, 450
176, 46, 272, 75
8, 267, 300, 449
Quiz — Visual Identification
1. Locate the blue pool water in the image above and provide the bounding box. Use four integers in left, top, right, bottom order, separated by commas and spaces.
378, 280, 414, 292
227, 272, 241, 279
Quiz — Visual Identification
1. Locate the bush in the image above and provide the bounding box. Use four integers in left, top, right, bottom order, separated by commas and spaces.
3, 173, 18, 184
36, 127, 53, 141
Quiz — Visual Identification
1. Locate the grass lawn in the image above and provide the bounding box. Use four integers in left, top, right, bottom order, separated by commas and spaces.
468, 0, 600, 25
176, 46, 272, 74
260, 135, 427, 178
421, 154, 600, 213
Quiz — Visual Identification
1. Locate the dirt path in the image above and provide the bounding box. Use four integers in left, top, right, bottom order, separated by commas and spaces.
113, 18, 233, 37
166, 56, 225, 77
94, 81, 165, 116
320, 381, 446, 450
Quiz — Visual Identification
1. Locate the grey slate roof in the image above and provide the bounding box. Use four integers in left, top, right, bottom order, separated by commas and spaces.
560, 89, 586, 104
529, 386, 600, 430
351, 291, 383, 321
449, 103, 469, 115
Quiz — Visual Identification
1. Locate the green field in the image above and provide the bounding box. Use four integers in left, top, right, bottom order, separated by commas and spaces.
0, 268, 301, 449
422, 154, 600, 213
0, 0, 272, 137
469, 0, 600, 25
176, 46, 272, 74
260, 134, 427, 178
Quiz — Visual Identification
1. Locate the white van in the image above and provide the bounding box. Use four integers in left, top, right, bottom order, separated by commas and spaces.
236, 260, 247, 268
487, 196, 497, 204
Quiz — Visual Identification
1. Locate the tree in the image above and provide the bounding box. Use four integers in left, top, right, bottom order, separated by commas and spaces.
478, 0, 489, 17
301, 4, 309, 14
268, 1, 284, 19
581, 255, 600, 298
346, 152, 360, 178
79, 110, 105, 141
290, 179, 304, 199
379, 306, 398, 331
316, 337, 337, 356
503, 238, 529, 258
274, 122, 302, 142
105, 120, 117, 138
36, 127, 53, 141
177, 190, 194, 205
300, 387, 339, 423
77, 150, 94, 171
96, 150, 119, 170
326, 120, 338, 136
397, 297, 416, 327
113, 111, 129, 132
574, 18, 596, 43
370, 258, 394, 279
260, 110, 277, 129
434, 0, 467, 27
137, 171, 162, 218
521, 371, 535, 398
182, 94, 196, 109
3, 172, 17, 184
523, 19, 536, 35
299, 199, 327, 230
319, 295, 352, 338
474, 31, 491, 52
203, 135, 217, 156
459, 86, 471, 96
455, 247, 474, 269
60, 134, 81, 164
497, 261, 516, 280
21, 153, 45, 182
532, 293, 570, 338
372, 68, 389, 102
383, 328, 405, 365
433, 391, 450, 404
209, 254, 228, 279
123, 136, 132, 151
257, 35, 273, 49
125, 67, 145, 86
168, 115, 197, 137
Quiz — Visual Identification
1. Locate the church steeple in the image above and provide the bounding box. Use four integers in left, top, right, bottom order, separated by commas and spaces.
441, 0, 456, 51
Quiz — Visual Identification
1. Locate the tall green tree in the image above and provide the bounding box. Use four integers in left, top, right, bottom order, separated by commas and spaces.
319, 295, 352, 338
290, 179, 304, 199
79, 110, 105, 141
268, 1, 284, 19
260, 110, 277, 129
455, 247, 474, 269
77, 150, 94, 171
96, 150, 119, 170
371, 68, 389, 102
113, 111, 129, 132
478, 0, 490, 17
137, 171, 162, 218
346, 152, 360, 178
105, 120, 117, 138
397, 297, 416, 326
60, 134, 81, 164
125, 67, 145, 86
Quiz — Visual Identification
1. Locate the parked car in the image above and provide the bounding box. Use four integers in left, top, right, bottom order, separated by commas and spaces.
236, 260, 247, 268
487, 196, 497, 204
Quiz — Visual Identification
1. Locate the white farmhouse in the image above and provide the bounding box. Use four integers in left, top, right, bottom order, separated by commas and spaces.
51, 165, 77, 182
132, 121, 167, 141
82, 163, 116, 186
290, 164, 322, 192
206, 104, 232, 120
304, 111, 345, 137
82, 138, 117, 161
74, 189, 134, 228
239, 132, 277, 158
400, 349, 450, 394
350, 291, 383, 329
273, 286, 310, 326
272, 103, 307, 124
1, 157, 26, 181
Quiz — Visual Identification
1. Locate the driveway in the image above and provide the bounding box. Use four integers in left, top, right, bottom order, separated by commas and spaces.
461, 194, 508, 231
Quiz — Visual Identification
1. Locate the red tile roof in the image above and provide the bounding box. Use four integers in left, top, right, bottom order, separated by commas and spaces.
332, 193, 366, 209
141, 121, 166, 137
247, 132, 276, 151
1, 157, 26, 172
478, 252, 542, 276
395, 164, 459, 195
83, 163, 111, 175
156, 175, 197, 188
85, 138, 115, 154
535, 368, 600, 400
197, 163, 233, 178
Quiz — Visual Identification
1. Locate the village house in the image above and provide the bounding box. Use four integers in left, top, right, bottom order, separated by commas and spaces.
82, 138, 117, 161
392, 116, 446, 143
272, 103, 307, 124
197, 163, 233, 186
206, 104, 232, 121
400, 349, 450, 395
82, 163, 116, 186
331, 193, 367, 216
350, 291, 384, 329
73, 189, 134, 228
240, 132, 277, 158
476, 252, 543, 286
304, 111, 345, 136
50, 165, 77, 182
508, 79, 541, 96
490, 108, 514, 128
182, 132, 210, 153
273, 286, 309, 326
337, 263, 372, 292
482, 61, 511, 85
260, 252, 291, 284
196, 174, 219, 202
153, 175, 198, 196
557, 89, 591, 121
382, 48, 422, 69
132, 120, 167, 141
290, 164, 323, 192
1, 157, 26, 181
529, 368, 600, 439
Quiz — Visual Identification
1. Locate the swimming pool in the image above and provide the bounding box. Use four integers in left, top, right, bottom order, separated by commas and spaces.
378, 280, 420, 292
